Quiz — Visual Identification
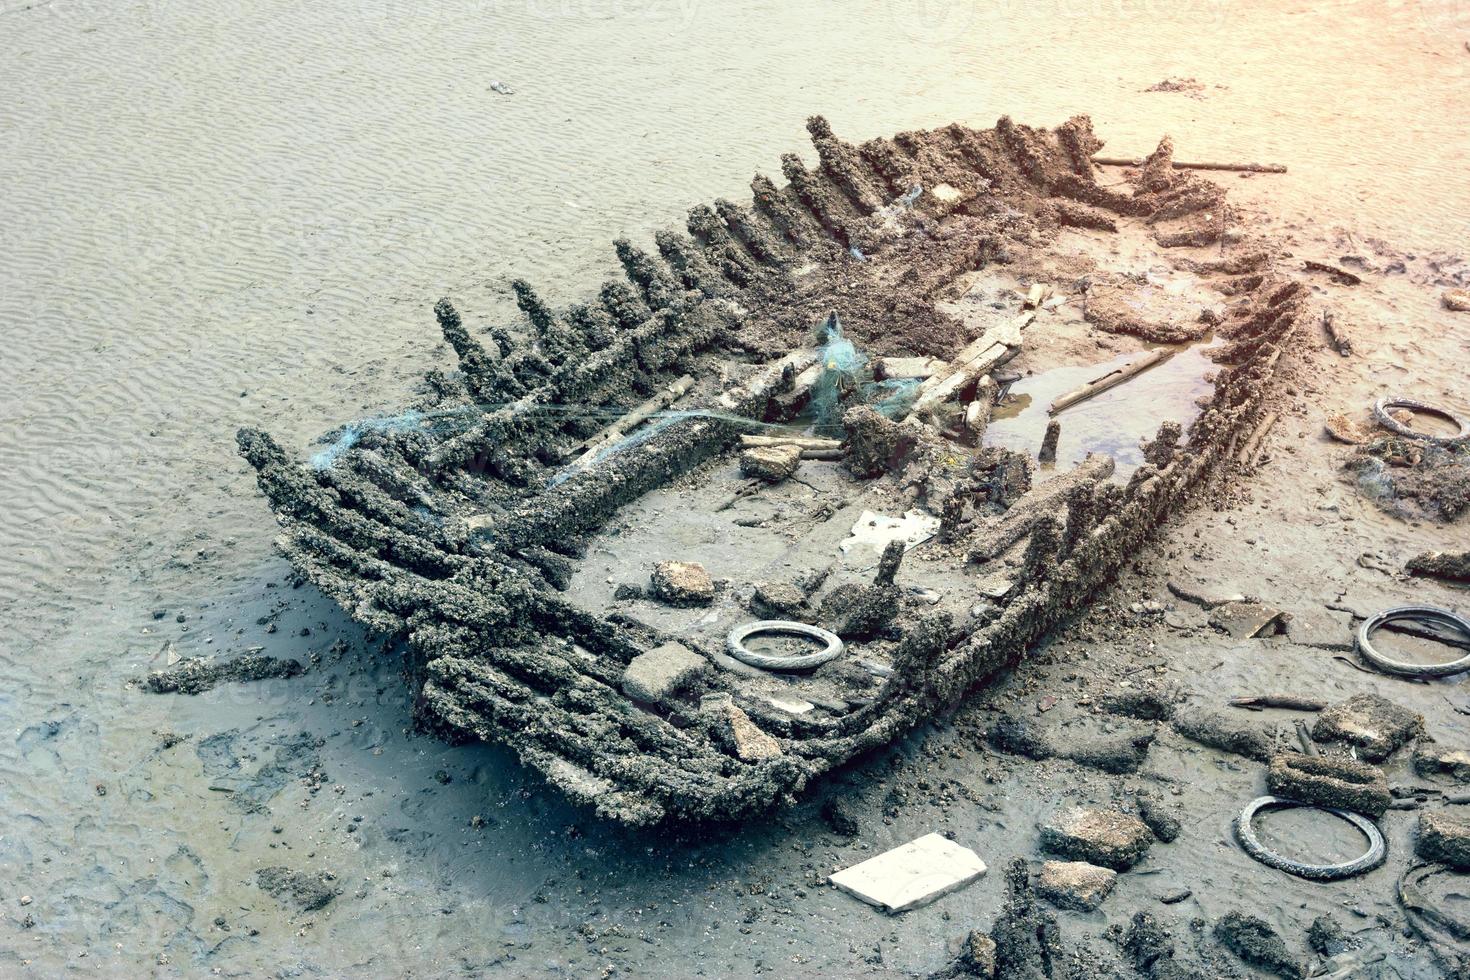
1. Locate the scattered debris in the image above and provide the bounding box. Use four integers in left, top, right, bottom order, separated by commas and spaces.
1040, 806, 1154, 870
1214, 911, 1302, 978
1416, 809, 1470, 869
1312, 692, 1423, 761
1208, 600, 1289, 638
649, 560, 715, 606
143, 654, 302, 695
828, 832, 987, 913
488, 80, 514, 96
1266, 753, 1391, 818
1035, 860, 1117, 912
1233, 796, 1385, 881
1142, 76, 1206, 97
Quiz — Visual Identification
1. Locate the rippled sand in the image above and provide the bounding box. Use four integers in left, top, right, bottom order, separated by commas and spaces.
2, 1, 1467, 974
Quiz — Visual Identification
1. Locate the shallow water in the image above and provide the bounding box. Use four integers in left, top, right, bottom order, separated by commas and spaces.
3, 0, 1469, 974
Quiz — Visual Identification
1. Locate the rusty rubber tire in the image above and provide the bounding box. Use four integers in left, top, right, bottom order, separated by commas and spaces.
1372, 396, 1469, 444
1357, 605, 1470, 679
727, 620, 843, 672
1234, 796, 1385, 881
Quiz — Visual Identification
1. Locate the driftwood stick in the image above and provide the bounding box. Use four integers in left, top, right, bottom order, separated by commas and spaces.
1238, 411, 1280, 467
1229, 694, 1327, 712
800, 448, 845, 461
1049, 349, 1169, 415
1321, 310, 1352, 356
1092, 156, 1287, 174
739, 434, 841, 451
570, 374, 695, 462
1295, 719, 1321, 756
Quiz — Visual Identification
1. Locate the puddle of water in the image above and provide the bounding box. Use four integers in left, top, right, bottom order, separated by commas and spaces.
986, 338, 1221, 476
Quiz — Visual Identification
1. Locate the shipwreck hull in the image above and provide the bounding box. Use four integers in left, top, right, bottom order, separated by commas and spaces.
239, 114, 1307, 825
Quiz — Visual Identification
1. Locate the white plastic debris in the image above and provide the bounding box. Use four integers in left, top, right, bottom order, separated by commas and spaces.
839, 509, 940, 555
830, 833, 987, 913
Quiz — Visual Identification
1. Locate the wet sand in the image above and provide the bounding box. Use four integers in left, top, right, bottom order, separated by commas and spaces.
3, 1, 1470, 975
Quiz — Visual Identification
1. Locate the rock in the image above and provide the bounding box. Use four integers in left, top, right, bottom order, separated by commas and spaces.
989, 859, 1063, 978
1171, 708, 1274, 762
1324, 413, 1371, 445
1312, 693, 1422, 762
1159, 889, 1191, 905
820, 797, 859, 837
739, 444, 802, 483
1406, 549, 1470, 583
612, 582, 645, 601
1208, 600, 1289, 638
649, 560, 714, 606
621, 642, 710, 705
144, 654, 303, 696
829, 832, 988, 913
1214, 911, 1301, 978
1413, 739, 1470, 783
1035, 860, 1117, 912
256, 867, 336, 912
1417, 809, 1470, 869
986, 715, 1052, 760
1136, 792, 1183, 843
701, 694, 781, 762
819, 581, 899, 640
1307, 915, 1353, 957
959, 930, 997, 977
1266, 753, 1390, 818
1062, 728, 1156, 774
1166, 579, 1244, 609
1040, 806, 1154, 870
1443, 288, 1470, 313
1101, 688, 1177, 721
750, 580, 808, 620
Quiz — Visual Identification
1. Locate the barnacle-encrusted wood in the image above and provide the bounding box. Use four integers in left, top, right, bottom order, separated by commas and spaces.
239, 115, 1304, 824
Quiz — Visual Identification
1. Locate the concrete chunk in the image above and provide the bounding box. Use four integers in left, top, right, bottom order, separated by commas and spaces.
621, 642, 708, 705
1417, 810, 1470, 869
650, 560, 714, 606
1266, 753, 1390, 817
702, 693, 782, 762
829, 833, 987, 913
1035, 860, 1117, 912
739, 444, 802, 483
1312, 693, 1422, 762
1040, 806, 1153, 870
1413, 739, 1470, 783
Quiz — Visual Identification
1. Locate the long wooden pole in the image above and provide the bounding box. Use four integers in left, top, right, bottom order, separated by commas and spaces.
1048, 349, 1169, 416
1091, 156, 1287, 174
